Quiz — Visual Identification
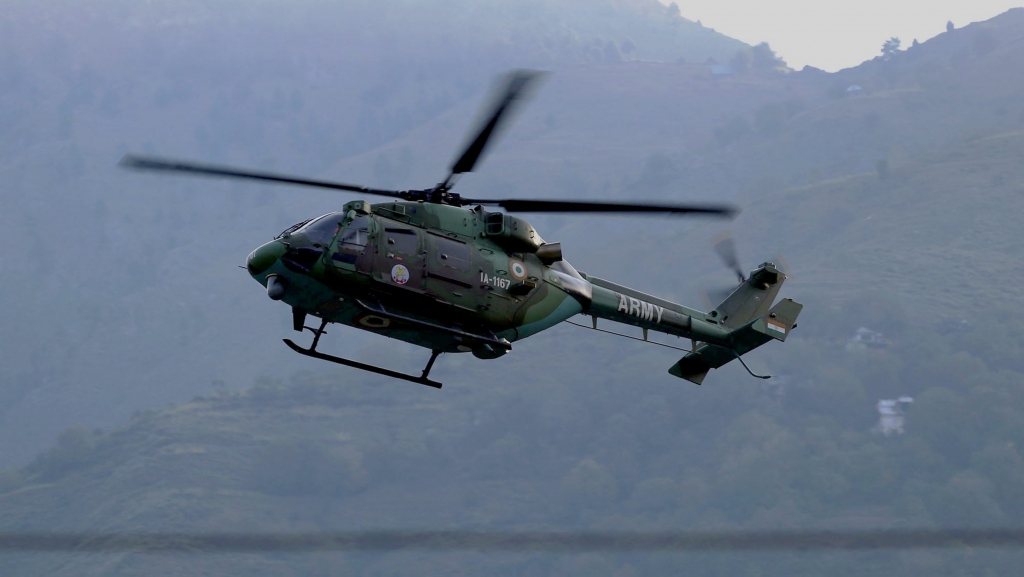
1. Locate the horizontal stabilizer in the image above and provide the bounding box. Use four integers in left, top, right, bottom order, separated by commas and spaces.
668, 299, 803, 385
749, 298, 802, 343
669, 345, 730, 385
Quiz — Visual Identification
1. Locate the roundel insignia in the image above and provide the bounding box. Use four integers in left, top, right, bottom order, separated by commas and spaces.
357, 314, 391, 329
391, 264, 410, 285
509, 259, 528, 280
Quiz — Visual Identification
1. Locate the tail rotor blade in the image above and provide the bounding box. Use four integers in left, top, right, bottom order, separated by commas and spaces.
701, 285, 736, 310
774, 253, 794, 279
711, 232, 745, 283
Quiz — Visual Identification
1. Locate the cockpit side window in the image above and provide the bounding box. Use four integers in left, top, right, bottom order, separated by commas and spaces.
332, 215, 372, 265
339, 215, 370, 249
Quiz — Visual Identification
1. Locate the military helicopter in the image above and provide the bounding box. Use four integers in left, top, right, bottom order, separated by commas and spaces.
121, 71, 801, 388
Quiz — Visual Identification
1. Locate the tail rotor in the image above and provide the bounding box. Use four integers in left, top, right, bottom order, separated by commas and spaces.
711, 231, 746, 284
702, 232, 793, 312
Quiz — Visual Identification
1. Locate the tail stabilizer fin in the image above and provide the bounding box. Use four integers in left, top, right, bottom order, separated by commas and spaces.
714, 262, 786, 330
669, 298, 803, 385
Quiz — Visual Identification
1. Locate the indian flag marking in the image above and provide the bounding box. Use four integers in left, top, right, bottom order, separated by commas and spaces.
767, 320, 787, 334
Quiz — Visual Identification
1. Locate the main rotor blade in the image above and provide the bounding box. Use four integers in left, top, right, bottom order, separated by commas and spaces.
119, 155, 406, 199
464, 198, 738, 217
446, 70, 547, 184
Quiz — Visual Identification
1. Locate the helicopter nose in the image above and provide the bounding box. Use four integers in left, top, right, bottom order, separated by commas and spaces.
247, 241, 286, 277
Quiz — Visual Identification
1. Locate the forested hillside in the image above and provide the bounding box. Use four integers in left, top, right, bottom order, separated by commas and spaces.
3, 304, 1024, 575
3, 2, 1024, 575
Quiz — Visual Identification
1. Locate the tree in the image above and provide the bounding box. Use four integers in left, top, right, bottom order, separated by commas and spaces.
730, 49, 751, 74
881, 37, 901, 60
751, 42, 785, 70
947, 20, 955, 32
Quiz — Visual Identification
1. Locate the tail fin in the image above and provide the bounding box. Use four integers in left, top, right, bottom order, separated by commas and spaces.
669, 263, 801, 385
712, 262, 785, 329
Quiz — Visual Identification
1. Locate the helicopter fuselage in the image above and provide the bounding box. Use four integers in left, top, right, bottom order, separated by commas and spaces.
246, 200, 585, 358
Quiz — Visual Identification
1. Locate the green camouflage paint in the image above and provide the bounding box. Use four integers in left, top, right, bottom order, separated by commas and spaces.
246, 201, 801, 382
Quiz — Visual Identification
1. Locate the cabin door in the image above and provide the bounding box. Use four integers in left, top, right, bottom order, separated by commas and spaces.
375, 224, 426, 293
424, 234, 478, 311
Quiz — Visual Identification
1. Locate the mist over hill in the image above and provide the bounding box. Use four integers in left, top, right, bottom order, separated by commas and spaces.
3, 3, 1024, 575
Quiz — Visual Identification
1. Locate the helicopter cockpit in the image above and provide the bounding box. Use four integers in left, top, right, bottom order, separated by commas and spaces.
279, 212, 347, 247
274, 211, 374, 272
268, 212, 350, 275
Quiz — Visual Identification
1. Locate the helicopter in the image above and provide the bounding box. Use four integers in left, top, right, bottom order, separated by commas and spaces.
121, 70, 802, 388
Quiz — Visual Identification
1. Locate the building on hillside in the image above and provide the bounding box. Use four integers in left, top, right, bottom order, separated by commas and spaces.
847, 327, 891, 351
876, 396, 914, 435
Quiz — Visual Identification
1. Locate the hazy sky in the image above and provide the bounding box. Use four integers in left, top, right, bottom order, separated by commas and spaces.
662, 1, 1023, 71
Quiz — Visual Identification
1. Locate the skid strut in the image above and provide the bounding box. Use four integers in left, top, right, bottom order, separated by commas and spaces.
283, 318, 443, 388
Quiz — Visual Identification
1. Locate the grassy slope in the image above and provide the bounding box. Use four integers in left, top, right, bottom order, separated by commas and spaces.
748, 130, 1024, 316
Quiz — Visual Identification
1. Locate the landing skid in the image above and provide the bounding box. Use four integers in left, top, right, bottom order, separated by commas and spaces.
283, 318, 443, 389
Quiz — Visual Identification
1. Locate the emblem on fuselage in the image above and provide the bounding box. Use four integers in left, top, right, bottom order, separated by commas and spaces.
510, 260, 527, 280
391, 264, 410, 285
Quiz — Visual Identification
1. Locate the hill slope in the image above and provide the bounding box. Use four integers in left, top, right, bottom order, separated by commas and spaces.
2, 322, 1024, 576
2, 16, 1024, 576
0, 0, 747, 466
2, 4, 1024, 468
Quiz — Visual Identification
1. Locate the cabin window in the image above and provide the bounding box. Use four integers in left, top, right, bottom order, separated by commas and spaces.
385, 227, 419, 255
434, 236, 471, 271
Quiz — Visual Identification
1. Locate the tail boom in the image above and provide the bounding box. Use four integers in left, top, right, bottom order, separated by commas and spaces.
583, 275, 731, 343
578, 263, 801, 385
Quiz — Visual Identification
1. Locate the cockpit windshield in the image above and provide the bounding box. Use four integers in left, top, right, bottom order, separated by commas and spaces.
276, 212, 347, 246
301, 213, 347, 246
275, 218, 312, 239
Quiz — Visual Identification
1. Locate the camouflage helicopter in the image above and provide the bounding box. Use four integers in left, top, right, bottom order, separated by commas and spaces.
121, 71, 801, 388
